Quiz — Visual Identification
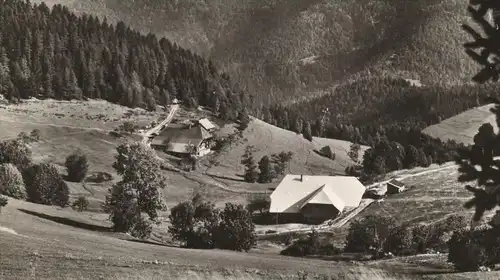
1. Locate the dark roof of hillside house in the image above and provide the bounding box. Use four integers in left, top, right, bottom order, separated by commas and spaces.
151, 124, 212, 150
387, 179, 405, 189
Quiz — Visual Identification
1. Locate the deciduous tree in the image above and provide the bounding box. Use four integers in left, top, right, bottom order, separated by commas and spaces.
104, 142, 167, 237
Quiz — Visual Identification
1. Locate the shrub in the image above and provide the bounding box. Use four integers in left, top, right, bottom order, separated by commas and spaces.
281, 232, 295, 246
280, 230, 324, 257
344, 215, 396, 254
85, 172, 113, 183
215, 203, 256, 252
169, 200, 256, 252
384, 225, 414, 256
0, 139, 32, 171
319, 146, 335, 160
0, 163, 26, 199
23, 163, 69, 207
72, 196, 89, 212
0, 195, 7, 212
412, 224, 444, 253
447, 227, 500, 272
318, 243, 343, 256
130, 216, 153, 239
119, 121, 137, 133
17, 132, 31, 143
169, 200, 220, 249
246, 194, 271, 215
412, 216, 467, 254
65, 150, 89, 182
30, 129, 41, 141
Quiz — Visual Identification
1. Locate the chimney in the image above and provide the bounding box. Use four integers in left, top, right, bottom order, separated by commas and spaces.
300, 174, 303, 182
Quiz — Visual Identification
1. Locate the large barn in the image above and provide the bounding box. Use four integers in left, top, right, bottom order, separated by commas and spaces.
269, 174, 365, 223
151, 123, 214, 157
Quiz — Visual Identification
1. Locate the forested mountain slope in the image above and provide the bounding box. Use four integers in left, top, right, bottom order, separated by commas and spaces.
35, 0, 479, 105
0, 0, 250, 121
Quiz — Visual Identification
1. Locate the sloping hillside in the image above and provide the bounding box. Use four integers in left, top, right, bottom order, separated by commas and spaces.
204, 117, 369, 186
0, 199, 360, 280
34, 0, 479, 105
320, 161, 483, 247
423, 103, 498, 145
0, 100, 243, 211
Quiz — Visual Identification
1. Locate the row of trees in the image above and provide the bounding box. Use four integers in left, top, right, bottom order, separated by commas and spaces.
241, 145, 293, 183
0, 0, 252, 120
281, 214, 469, 259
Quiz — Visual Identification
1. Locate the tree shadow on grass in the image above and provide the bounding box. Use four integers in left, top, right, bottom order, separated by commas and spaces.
125, 239, 176, 248
18, 209, 112, 232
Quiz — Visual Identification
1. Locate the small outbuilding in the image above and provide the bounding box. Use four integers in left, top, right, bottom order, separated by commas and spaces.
198, 118, 216, 132
386, 179, 406, 195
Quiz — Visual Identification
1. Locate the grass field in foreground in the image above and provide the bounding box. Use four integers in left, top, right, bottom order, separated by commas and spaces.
2, 199, 500, 280
0, 199, 366, 280
422, 103, 498, 145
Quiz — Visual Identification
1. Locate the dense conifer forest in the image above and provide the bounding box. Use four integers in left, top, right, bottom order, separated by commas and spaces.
0, 0, 250, 121
0, 0, 482, 178
261, 77, 495, 176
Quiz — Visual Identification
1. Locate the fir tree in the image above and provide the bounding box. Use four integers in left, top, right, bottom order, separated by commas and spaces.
241, 145, 258, 183
457, 0, 500, 226
258, 156, 276, 183
303, 121, 313, 141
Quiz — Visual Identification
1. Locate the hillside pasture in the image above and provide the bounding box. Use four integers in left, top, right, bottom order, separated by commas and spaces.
422, 103, 497, 145
0, 99, 167, 132
204, 118, 369, 190
0, 100, 247, 210
336, 163, 481, 246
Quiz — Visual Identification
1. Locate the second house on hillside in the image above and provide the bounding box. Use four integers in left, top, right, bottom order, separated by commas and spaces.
268, 174, 366, 224
151, 120, 215, 158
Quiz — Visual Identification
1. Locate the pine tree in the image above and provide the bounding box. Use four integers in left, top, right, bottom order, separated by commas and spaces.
271, 151, 294, 175
348, 143, 361, 164
241, 145, 258, 183
457, 0, 500, 226
314, 118, 325, 137
303, 121, 313, 141
462, 0, 500, 83
258, 156, 276, 183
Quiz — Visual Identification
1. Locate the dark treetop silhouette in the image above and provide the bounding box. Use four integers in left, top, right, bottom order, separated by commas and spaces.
457, 0, 500, 225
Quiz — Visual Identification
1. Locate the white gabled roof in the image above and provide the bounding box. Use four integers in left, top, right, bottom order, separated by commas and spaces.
269, 175, 365, 213
198, 118, 215, 130
299, 184, 345, 212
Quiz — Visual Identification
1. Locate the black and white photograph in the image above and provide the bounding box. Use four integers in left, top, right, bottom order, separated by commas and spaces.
1, 0, 500, 279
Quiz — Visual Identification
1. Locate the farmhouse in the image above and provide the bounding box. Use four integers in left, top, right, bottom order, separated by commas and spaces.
269, 174, 365, 223
386, 179, 406, 195
151, 123, 214, 157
